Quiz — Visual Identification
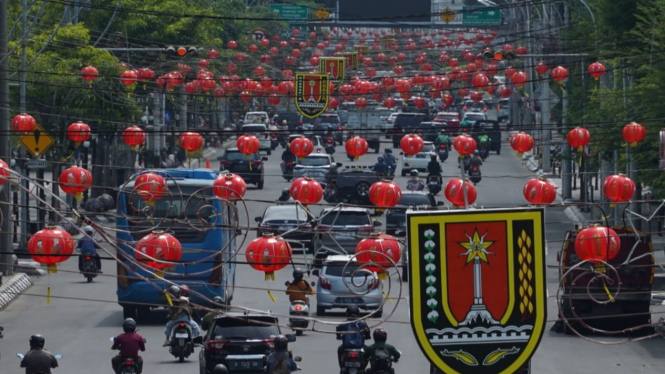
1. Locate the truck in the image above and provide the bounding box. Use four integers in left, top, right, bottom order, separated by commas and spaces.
346, 109, 392, 153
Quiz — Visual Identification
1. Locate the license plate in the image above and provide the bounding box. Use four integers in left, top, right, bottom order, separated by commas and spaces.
175, 333, 188, 338
340, 297, 363, 304
333, 231, 353, 239
345, 361, 361, 367
228, 360, 263, 371
278, 226, 291, 231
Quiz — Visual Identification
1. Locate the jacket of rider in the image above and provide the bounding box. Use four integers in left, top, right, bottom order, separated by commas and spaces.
165, 309, 201, 338
286, 280, 315, 303
20, 348, 58, 374
264, 349, 298, 373
112, 332, 145, 360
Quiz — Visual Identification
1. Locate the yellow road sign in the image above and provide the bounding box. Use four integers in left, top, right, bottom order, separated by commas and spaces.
20, 125, 54, 158
315, 6, 330, 20
441, 7, 455, 23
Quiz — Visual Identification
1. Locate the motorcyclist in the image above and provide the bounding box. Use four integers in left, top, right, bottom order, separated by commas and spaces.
427, 155, 442, 176
435, 130, 451, 148
282, 143, 297, 164
163, 296, 201, 346
201, 296, 227, 331
469, 150, 483, 169
278, 188, 294, 203
363, 328, 401, 374
286, 268, 315, 307
336, 305, 371, 368
382, 149, 397, 174
265, 335, 298, 374
20, 334, 59, 374
77, 225, 102, 273
111, 318, 145, 374
325, 163, 340, 185
373, 157, 389, 175
406, 169, 425, 191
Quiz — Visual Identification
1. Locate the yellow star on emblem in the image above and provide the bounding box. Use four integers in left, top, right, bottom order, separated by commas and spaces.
459, 229, 495, 264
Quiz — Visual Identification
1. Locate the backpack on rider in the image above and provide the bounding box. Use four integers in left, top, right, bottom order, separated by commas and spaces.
270, 352, 290, 374
372, 346, 392, 371
343, 321, 364, 348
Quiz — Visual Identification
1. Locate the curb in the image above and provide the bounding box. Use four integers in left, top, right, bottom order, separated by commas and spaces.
16, 260, 47, 276
0, 273, 32, 310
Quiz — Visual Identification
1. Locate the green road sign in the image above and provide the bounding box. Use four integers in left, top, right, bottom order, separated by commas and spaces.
270, 4, 309, 21
463, 6, 501, 26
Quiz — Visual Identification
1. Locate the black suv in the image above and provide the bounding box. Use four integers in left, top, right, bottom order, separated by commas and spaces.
390, 113, 426, 148
218, 148, 268, 189
199, 313, 295, 374
471, 120, 502, 155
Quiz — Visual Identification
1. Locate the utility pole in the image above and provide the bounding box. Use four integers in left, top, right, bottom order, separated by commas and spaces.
0, 0, 14, 276
19, 0, 29, 252
561, 4, 572, 200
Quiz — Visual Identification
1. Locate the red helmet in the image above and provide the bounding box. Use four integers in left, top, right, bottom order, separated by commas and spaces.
179, 285, 190, 297
373, 328, 387, 342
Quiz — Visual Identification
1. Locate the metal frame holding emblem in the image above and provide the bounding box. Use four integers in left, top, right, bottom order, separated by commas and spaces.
319, 57, 345, 89
407, 208, 546, 374
294, 73, 330, 119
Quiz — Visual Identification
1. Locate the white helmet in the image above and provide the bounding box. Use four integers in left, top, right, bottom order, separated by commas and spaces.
83, 226, 94, 235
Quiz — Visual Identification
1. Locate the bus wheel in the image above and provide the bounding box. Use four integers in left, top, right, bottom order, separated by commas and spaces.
123, 306, 136, 320
136, 306, 151, 322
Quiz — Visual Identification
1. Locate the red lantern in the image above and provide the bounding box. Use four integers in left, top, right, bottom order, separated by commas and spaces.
289, 177, 323, 204
383, 97, 396, 109
137, 68, 155, 83
471, 73, 489, 90
456, 88, 469, 97
510, 132, 534, 157
120, 70, 138, 87
67, 121, 91, 144
523, 178, 557, 205
228, 40, 238, 49
567, 127, 590, 152
179, 131, 204, 152
603, 174, 635, 205
400, 134, 425, 156
412, 96, 426, 108
134, 172, 167, 205
453, 134, 477, 156
499, 86, 511, 98
550, 66, 568, 84
515, 46, 528, 55
135, 232, 182, 270
245, 233, 292, 280
355, 97, 368, 109
12, 113, 36, 134
574, 226, 620, 264
622, 122, 646, 147
254, 66, 265, 77
356, 233, 402, 275
442, 93, 454, 106
207, 49, 220, 59
444, 178, 477, 207
122, 126, 146, 151
504, 66, 516, 80
28, 227, 75, 273
237, 135, 261, 156
511, 71, 528, 88
290, 137, 314, 159
268, 94, 281, 106
0, 159, 9, 186
469, 91, 483, 103
329, 97, 340, 109
535, 62, 549, 76
369, 180, 402, 207
345, 137, 369, 160
213, 173, 247, 200
81, 66, 99, 82
59, 166, 92, 200
588, 62, 606, 80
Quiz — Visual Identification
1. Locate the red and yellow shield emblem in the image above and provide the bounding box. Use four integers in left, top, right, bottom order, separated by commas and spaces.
294, 73, 330, 119
319, 57, 345, 88
338, 52, 358, 70
407, 208, 546, 374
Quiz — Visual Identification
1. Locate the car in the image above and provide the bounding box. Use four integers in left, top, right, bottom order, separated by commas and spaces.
401, 141, 437, 176
255, 204, 316, 252
323, 166, 387, 206
317, 113, 344, 144
471, 120, 502, 154
381, 112, 398, 135
199, 312, 295, 374
240, 124, 271, 155
244, 111, 269, 125
461, 100, 488, 116
272, 112, 302, 131
497, 98, 510, 122
312, 255, 384, 316
432, 112, 461, 134
390, 113, 426, 148
313, 207, 381, 262
459, 112, 488, 134
293, 154, 341, 181
218, 148, 267, 188
288, 134, 325, 155
386, 191, 439, 237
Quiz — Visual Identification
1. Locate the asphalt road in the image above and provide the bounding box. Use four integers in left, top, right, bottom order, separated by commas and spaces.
1, 111, 664, 374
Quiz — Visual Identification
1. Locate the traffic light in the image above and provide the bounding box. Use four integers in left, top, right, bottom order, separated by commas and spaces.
165, 46, 199, 57
479, 50, 516, 62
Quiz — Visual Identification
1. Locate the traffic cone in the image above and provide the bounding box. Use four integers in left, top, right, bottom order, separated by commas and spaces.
205, 158, 211, 169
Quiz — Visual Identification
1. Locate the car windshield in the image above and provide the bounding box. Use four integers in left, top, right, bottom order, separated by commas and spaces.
436, 114, 458, 121
276, 113, 299, 122
399, 194, 431, 206
211, 317, 279, 340
395, 115, 424, 128
224, 151, 259, 161
465, 114, 485, 121
264, 207, 309, 222
324, 261, 363, 277
243, 125, 266, 133
130, 186, 211, 219
300, 157, 331, 166
246, 114, 266, 123
320, 211, 370, 226
422, 143, 435, 153
320, 116, 339, 124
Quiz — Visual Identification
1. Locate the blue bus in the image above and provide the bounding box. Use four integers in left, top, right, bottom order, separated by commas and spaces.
116, 169, 236, 320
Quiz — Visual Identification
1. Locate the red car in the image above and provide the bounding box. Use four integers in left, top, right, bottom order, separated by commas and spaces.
432, 112, 461, 134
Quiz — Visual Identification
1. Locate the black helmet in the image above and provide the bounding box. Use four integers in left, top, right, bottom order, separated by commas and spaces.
274, 335, 288, 349
168, 285, 181, 297
123, 318, 137, 333
378, 156, 384, 162
346, 304, 360, 318
384, 149, 392, 154
440, 129, 446, 134
212, 364, 229, 374
281, 188, 289, 195
431, 154, 437, 160
29, 334, 45, 349
373, 328, 388, 343
410, 169, 419, 177
293, 268, 304, 281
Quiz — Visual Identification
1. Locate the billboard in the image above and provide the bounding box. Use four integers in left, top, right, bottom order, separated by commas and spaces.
338, 0, 431, 23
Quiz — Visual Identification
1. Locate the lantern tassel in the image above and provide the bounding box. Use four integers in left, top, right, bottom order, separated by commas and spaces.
354, 156, 359, 161
610, 202, 617, 208
631, 141, 637, 147
146, 200, 155, 207
382, 291, 392, 304
154, 270, 164, 279
47, 264, 57, 274
578, 156, 582, 168
265, 272, 275, 281
46, 286, 51, 306
517, 152, 523, 158
165, 291, 174, 307
75, 192, 84, 201
596, 266, 616, 303
267, 290, 276, 303
378, 271, 389, 281
249, 162, 252, 171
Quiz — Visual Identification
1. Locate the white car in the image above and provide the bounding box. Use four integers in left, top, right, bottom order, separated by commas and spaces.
244, 111, 269, 124
401, 141, 437, 176
241, 124, 271, 154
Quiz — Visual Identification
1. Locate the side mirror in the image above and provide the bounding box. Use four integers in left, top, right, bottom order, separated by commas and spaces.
311, 269, 320, 277
311, 281, 316, 287
262, 156, 269, 161
109, 337, 115, 342
285, 334, 297, 342
373, 220, 382, 227
193, 336, 203, 345
336, 162, 343, 167
17, 353, 25, 359
294, 356, 302, 362
285, 281, 291, 286
255, 216, 262, 223
437, 201, 444, 206
54, 354, 63, 359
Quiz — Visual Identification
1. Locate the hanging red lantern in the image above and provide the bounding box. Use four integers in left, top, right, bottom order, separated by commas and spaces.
345, 136, 369, 161
355, 97, 368, 109
535, 62, 549, 76
122, 126, 146, 151
254, 66, 265, 77
504, 66, 516, 80
453, 134, 477, 156
207, 49, 220, 59
120, 70, 138, 87
499, 86, 511, 98
509, 132, 534, 157
0, 159, 9, 186
28, 227, 75, 273
383, 97, 396, 109
289, 177, 323, 204
248, 44, 259, 53
469, 91, 483, 103
12, 113, 36, 134
236, 135, 261, 156
246, 233, 292, 281
137, 68, 155, 83
234, 52, 246, 63
369, 180, 402, 207
511, 71, 528, 88
567, 127, 590, 152
135, 232, 182, 270
602, 174, 635, 205
179, 131, 204, 152
515, 46, 528, 55
442, 93, 454, 106
550, 66, 568, 84
268, 94, 281, 106
503, 44, 514, 51
134, 172, 167, 205
400, 134, 425, 156
329, 97, 340, 109
66, 121, 91, 146
81, 66, 99, 82
444, 178, 477, 207
290, 137, 314, 160
412, 96, 426, 108
622, 122, 646, 147
574, 226, 621, 264
213, 88, 226, 99
471, 73, 489, 90
456, 88, 469, 97
588, 62, 606, 80
198, 59, 210, 69
213, 172, 247, 200
484, 63, 499, 77
228, 40, 238, 49
59, 166, 92, 200
523, 178, 557, 205
356, 233, 402, 276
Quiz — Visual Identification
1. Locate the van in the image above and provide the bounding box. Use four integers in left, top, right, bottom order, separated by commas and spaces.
390, 113, 426, 148
240, 124, 271, 155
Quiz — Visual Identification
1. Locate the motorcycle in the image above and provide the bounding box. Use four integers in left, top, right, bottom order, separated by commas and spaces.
166, 321, 200, 362
285, 288, 310, 336
426, 175, 442, 195
368, 352, 402, 374
282, 161, 295, 182
17, 352, 63, 371
478, 142, 489, 160
324, 137, 336, 154
341, 348, 365, 374
264, 356, 302, 372
81, 255, 98, 283
270, 133, 279, 150
437, 144, 449, 162
406, 179, 425, 191
468, 167, 482, 185
461, 155, 471, 172
110, 337, 146, 374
